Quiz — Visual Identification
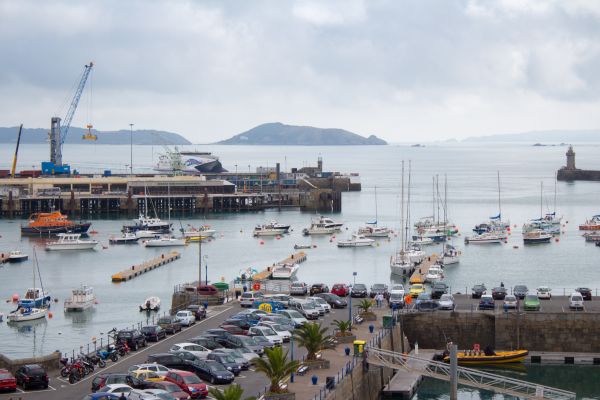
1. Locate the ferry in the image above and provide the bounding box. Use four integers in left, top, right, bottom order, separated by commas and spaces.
64, 285, 96, 312
20, 211, 91, 236
45, 233, 98, 251
154, 148, 227, 174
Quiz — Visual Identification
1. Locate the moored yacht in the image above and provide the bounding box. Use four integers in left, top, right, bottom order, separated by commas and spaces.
358, 225, 391, 238
464, 232, 504, 244
253, 223, 287, 237
46, 233, 98, 251
303, 221, 337, 236
7, 307, 47, 322
18, 288, 51, 309
579, 215, 600, 231
123, 214, 172, 234
390, 251, 413, 276
442, 244, 460, 266
271, 263, 299, 279
144, 236, 186, 247
182, 225, 217, 238
337, 234, 375, 248
523, 228, 552, 244
317, 216, 343, 230
109, 232, 139, 244
64, 285, 96, 312
140, 296, 161, 311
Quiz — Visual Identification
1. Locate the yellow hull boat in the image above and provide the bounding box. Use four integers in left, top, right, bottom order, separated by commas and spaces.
443, 349, 529, 365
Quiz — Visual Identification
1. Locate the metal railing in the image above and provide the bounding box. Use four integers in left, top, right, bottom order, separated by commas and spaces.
366, 347, 576, 400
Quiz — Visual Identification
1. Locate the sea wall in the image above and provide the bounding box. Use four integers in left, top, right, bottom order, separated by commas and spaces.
0, 351, 61, 373
557, 169, 600, 182
402, 312, 600, 352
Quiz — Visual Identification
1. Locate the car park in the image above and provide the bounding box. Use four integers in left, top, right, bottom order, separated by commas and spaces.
14, 365, 48, 390
513, 285, 528, 299
524, 294, 541, 311
275, 309, 308, 327
350, 283, 368, 298
314, 292, 347, 308
248, 326, 283, 345
144, 381, 191, 400
308, 296, 331, 313
117, 329, 147, 350
309, 283, 329, 296
190, 359, 235, 384
471, 284, 487, 299
169, 343, 211, 359
290, 282, 308, 296
537, 286, 552, 299
128, 364, 171, 377
175, 311, 196, 326
409, 284, 425, 298
492, 286, 507, 300
369, 283, 389, 298
158, 316, 183, 334
503, 295, 518, 309
0, 369, 16, 392
431, 282, 448, 299
576, 287, 592, 301
331, 283, 350, 297
478, 295, 495, 310
569, 292, 584, 310
207, 353, 242, 375
164, 370, 207, 399
141, 325, 167, 342
438, 294, 455, 310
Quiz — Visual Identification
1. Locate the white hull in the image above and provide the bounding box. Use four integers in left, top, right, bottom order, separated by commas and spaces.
7, 308, 47, 322
406, 250, 426, 263
304, 228, 336, 235
442, 256, 460, 265
412, 237, 434, 246
184, 229, 216, 238
390, 263, 412, 276
465, 237, 503, 244
337, 240, 374, 247
64, 299, 95, 312
271, 265, 299, 279
136, 230, 159, 239
46, 242, 97, 250
253, 229, 285, 237
144, 238, 185, 247
8, 254, 28, 262
140, 296, 161, 311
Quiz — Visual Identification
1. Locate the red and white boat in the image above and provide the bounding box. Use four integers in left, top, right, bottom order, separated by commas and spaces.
579, 215, 600, 230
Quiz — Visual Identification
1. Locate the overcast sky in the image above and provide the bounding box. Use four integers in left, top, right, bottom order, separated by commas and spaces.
1, 0, 600, 143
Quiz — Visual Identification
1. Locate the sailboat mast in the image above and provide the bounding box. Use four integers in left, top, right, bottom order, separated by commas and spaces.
432, 176, 435, 224
554, 172, 558, 216
407, 161, 412, 249
540, 181, 543, 220
374, 186, 378, 226
497, 171, 502, 223
400, 161, 405, 253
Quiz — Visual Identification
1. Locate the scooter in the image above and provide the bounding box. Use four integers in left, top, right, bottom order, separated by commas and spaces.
96, 345, 119, 362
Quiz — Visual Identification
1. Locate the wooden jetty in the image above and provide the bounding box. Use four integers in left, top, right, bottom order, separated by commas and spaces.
409, 254, 438, 284
112, 251, 181, 282
252, 251, 307, 280
382, 350, 435, 399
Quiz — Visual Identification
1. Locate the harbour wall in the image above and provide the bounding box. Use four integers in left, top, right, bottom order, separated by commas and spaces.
402, 311, 600, 352
0, 351, 61, 373
557, 169, 600, 182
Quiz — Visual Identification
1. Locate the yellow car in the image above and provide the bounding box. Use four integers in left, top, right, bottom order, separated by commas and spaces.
130, 369, 165, 382
409, 284, 425, 298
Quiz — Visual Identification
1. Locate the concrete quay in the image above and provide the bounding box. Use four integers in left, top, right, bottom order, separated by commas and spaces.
381, 350, 435, 399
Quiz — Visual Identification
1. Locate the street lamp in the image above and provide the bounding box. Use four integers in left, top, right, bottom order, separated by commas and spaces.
203, 255, 208, 285
129, 123, 134, 175
235, 164, 238, 190
349, 271, 357, 326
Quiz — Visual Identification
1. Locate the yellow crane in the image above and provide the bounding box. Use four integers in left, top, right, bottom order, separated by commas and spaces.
82, 124, 97, 141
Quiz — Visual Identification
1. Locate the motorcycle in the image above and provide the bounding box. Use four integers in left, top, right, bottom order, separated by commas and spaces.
60, 357, 87, 379
81, 352, 105, 368
115, 340, 130, 357
96, 345, 119, 362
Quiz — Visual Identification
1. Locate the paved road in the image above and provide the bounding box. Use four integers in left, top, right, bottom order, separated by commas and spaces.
1, 298, 355, 400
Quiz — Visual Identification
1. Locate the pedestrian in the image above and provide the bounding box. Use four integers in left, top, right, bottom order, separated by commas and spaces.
376, 293, 382, 308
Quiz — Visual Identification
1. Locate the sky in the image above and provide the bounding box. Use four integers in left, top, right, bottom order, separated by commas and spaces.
1, 0, 600, 143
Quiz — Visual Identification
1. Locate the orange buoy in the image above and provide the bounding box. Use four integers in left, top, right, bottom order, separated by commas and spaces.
48, 312, 53, 319
90, 230, 98, 234
555, 238, 559, 242
276, 236, 280, 240
260, 241, 265, 245
11, 294, 19, 302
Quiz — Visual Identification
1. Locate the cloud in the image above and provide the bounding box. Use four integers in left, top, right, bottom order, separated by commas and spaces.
0, 0, 600, 143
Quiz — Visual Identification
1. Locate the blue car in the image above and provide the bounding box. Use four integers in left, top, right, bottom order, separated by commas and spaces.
251, 300, 286, 312
82, 394, 121, 400
479, 295, 495, 310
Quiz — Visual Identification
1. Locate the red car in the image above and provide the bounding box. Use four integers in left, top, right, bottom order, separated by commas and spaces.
164, 370, 208, 399
220, 324, 248, 336
146, 381, 191, 400
0, 369, 16, 392
331, 283, 350, 297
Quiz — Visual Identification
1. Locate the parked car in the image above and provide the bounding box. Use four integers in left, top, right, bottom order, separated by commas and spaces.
123, 390, 161, 400
388, 291, 405, 309
275, 309, 308, 327
188, 336, 224, 351
140, 325, 167, 342
431, 282, 448, 299
307, 296, 331, 313
569, 292, 584, 310
350, 283, 368, 298
239, 292, 261, 308
127, 364, 171, 377
227, 335, 265, 355
409, 284, 425, 298
478, 295, 495, 310
331, 283, 350, 297
415, 292, 432, 306
129, 370, 164, 383
524, 294, 541, 311
146, 354, 190, 371
169, 343, 211, 359
158, 316, 183, 334
186, 304, 207, 320
248, 326, 283, 345
207, 353, 242, 375
144, 381, 191, 400
438, 294, 455, 310
117, 329, 147, 350
575, 287, 592, 301
222, 318, 252, 330
416, 300, 439, 312
290, 282, 308, 296
14, 364, 48, 390
537, 286, 552, 299
191, 359, 235, 384
220, 324, 248, 336
492, 286, 507, 300
97, 384, 133, 394
314, 292, 347, 308
211, 348, 251, 369
503, 295, 518, 309
369, 283, 389, 299
82, 393, 121, 400
288, 300, 320, 320
309, 283, 329, 296
164, 370, 207, 399
91, 374, 147, 392
471, 284, 487, 299
0, 369, 16, 392
512, 285, 528, 299
175, 311, 196, 327
259, 315, 295, 331
257, 321, 292, 342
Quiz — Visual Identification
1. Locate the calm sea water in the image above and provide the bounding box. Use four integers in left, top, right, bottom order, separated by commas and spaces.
1, 143, 600, 373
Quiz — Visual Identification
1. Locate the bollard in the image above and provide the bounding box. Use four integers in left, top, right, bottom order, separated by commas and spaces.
311, 375, 318, 385
345, 347, 350, 356
369, 324, 374, 333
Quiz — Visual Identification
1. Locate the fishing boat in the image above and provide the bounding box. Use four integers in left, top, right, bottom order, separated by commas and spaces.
271, 263, 299, 279
523, 228, 552, 244
302, 221, 337, 236
64, 285, 96, 312
46, 233, 98, 251
7, 307, 47, 323
579, 215, 600, 231
442, 244, 460, 266
109, 232, 139, 244
583, 231, 600, 242
144, 236, 186, 247
8, 250, 28, 263
181, 225, 217, 238
337, 234, 375, 248
20, 211, 91, 236
140, 296, 161, 311
464, 232, 504, 244
294, 244, 312, 250
443, 349, 529, 365
358, 186, 391, 238
253, 224, 287, 237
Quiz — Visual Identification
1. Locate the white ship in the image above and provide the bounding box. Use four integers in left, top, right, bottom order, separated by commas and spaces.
46, 233, 98, 251
154, 148, 227, 174
64, 285, 96, 312
337, 234, 375, 248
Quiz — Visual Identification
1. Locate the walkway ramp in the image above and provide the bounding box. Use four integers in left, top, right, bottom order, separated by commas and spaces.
368, 347, 576, 400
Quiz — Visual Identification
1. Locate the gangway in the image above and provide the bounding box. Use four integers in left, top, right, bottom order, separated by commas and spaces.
367, 347, 576, 400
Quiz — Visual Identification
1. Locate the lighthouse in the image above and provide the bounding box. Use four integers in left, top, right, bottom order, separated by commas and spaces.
566, 145, 576, 170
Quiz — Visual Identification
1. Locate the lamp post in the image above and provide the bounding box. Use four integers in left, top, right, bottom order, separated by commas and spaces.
204, 255, 208, 285
198, 229, 202, 287
349, 271, 357, 326
129, 123, 134, 175
290, 334, 295, 383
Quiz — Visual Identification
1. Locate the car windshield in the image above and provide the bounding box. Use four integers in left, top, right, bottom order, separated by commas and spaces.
392, 285, 404, 291
412, 285, 423, 290
440, 295, 452, 301
259, 327, 277, 335
184, 345, 204, 351
525, 295, 538, 301
219, 355, 236, 363
156, 394, 177, 400
390, 293, 403, 299
302, 303, 315, 310
313, 298, 327, 305
209, 363, 228, 372
141, 327, 155, 333
538, 288, 549, 292
572, 295, 583, 301
241, 293, 253, 298
286, 310, 303, 318
182, 375, 201, 384
176, 312, 188, 317
372, 284, 385, 289
163, 383, 181, 393
354, 284, 366, 290
291, 283, 303, 287
514, 285, 527, 291
578, 288, 590, 291
158, 317, 172, 324
0, 373, 12, 379
473, 285, 485, 290
505, 296, 516, 301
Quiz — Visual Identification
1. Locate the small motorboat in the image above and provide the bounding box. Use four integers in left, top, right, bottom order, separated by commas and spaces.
8, 250, 28, 263
337, 234, 375, 248
412, 236, 434, 246
271, 263, 299, 279
45, 233, 98, 251
358, 225, 391, 238
182, 225, 217, 238
442, 244, 460, 266
270, 221, 291, 233
135, 230, 159, 239
302, 222, 337, 236
7, 306, 47, 322
294, 244, 312, 250
464, 232, 504, 244
253, 224, 287, 237
140, 296, 161, 311
144, 236, 186, 247
109, 232, 139, 244
64, 285, 96, 312
523, 228, 552, 244
425, 265, 444, 283
443, 349, 529, 365
317, 216, 343, 230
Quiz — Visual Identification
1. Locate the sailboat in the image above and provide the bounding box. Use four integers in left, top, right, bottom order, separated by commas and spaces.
123, 185, 172, 233
390, 161, 415, 277
522, 182, 553, 243
415, 177, 458, 240
404, 165, 426, 263
467, 172, 508, 243
358, 186, 391, 238
440, 175, 460, 266
9, 250, 49, 322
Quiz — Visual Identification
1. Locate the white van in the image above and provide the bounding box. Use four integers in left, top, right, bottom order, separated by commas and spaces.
289, 300, 320, 320
175, 310, 196, 326
569, 292, 584, 310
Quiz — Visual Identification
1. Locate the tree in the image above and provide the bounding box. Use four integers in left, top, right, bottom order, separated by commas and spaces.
331, 319, 352, 336
294, 322, 334, 361
254, 346, 299, 394
208, 384, 256, 400
358, 298, 374, 313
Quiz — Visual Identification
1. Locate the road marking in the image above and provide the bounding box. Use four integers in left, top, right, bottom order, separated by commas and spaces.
13, 385, 57, 394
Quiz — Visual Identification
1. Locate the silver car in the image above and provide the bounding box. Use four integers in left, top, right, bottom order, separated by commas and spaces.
503, 295, 518, 309
438, 294, 455, 310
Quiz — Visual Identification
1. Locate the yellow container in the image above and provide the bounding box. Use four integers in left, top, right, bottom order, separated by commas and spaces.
353, 340, 367, 356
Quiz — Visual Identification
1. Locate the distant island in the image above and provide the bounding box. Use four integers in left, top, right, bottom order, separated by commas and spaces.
463, 129, 600, 143
0, 126, 191, 145
216, 122, 387, 145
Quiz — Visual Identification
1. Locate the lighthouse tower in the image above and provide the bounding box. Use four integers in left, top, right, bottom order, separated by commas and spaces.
566, 146, 576, 170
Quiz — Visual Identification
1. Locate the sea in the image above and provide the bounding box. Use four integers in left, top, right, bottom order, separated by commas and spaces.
1, 143, 600, 398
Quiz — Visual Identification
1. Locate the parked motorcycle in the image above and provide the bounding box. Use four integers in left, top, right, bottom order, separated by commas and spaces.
96, 345, 119, 362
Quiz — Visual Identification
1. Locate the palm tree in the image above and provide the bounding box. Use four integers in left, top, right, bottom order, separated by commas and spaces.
254, 346, 299, 394
209, 384, 256, 400
358, 298, 374, 314
331, 319, 352, 336
294, 322, 334, 361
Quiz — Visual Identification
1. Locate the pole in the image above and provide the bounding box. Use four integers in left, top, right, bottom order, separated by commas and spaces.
198, 231, 202, 286
449, 344, 458, 400
204, 256, 208, 285
129, 123, 134, 175
290, 334, 295, 383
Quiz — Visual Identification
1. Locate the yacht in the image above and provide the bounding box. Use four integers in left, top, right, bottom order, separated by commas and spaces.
337, 234, 375, 248
123, 214, 172, 233
442, 244, 460, 266
317, 216, 343, 230
45, 233, 98, 251
140, 296, 161, 312
253, 224, 287, 237
270, 221, 291, 233
411, 235, 434, 246
8, 250, 28, 263
64, 285, 96, 312
271, 263, 299, 279
144, 236, 186, 247
358, 225, 391, 238
109, 232, 139, 244
7, 307, 47, 322
390, 251, 414, 277
405, 243, 427, 263
19, 288, 51, 309
135, 230, 159, 239
523, 229, 552, 244
302, 221, 337, 236
181, 225, 216, 238
464, 232, 504, 244
425, 265, 444, 283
